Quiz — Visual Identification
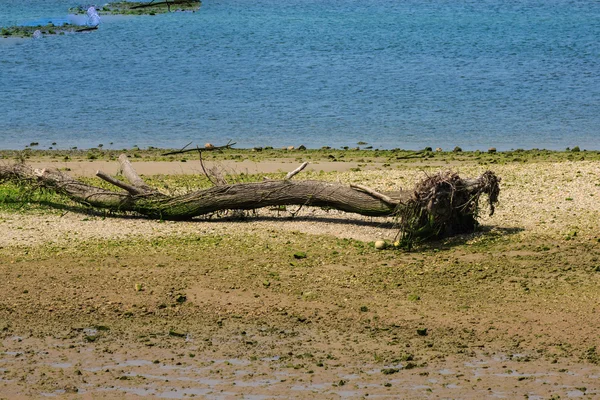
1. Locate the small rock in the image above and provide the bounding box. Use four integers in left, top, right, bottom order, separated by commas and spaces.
84, 335, 98, 342
293, 251, 307, 259
488, 147, 497, 153
375, 240, 387, 250
303, 291, 317, 300
382, 368, 400, 375
64, 385, 78, 393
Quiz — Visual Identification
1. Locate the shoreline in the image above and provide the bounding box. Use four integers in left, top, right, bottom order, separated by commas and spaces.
2, 147, 599, 177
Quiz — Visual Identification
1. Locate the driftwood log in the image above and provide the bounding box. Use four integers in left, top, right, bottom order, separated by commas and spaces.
0, 155, 500, 241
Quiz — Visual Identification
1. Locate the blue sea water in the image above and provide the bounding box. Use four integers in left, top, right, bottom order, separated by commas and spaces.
0, 0, 599, 150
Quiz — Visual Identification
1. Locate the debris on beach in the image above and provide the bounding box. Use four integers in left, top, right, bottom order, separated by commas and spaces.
0, 151, 500, 247
374, 240, 387, 250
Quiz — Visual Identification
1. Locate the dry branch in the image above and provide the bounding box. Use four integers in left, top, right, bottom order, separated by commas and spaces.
96, 171, 143, 195
285, 162, 309, 180
349, 184, 398, 207
118, 154, 155, 193
162, 140, 236, 156
130, 0, 197, 9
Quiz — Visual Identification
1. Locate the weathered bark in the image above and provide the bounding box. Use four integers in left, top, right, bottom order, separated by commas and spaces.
0, 157, 500, 239
0, 163, 406, 218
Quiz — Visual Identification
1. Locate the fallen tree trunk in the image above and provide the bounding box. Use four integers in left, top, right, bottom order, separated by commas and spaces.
0, 155, 500, 240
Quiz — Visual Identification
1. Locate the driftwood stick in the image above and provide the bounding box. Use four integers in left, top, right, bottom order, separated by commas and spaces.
131, 0, 195, 9
162, 140, 236, 156
350, 184, 399, 207
286, 162, 309, 180
96, 171, 144, 196
118, 154, 153, 192
33, 168, 47, 178
198, 149, 217, 186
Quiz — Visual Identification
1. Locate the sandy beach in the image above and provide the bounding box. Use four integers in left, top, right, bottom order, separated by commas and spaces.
24, 159, 384, 177
1, 151, 599, 398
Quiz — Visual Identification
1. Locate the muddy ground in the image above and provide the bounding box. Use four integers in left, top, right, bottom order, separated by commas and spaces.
1, 154, 599, 398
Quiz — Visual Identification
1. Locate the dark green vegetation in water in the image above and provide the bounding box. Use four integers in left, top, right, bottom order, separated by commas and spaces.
69, 0, 201, 16
0, 24, 97, 38
1, 0, 201, 39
